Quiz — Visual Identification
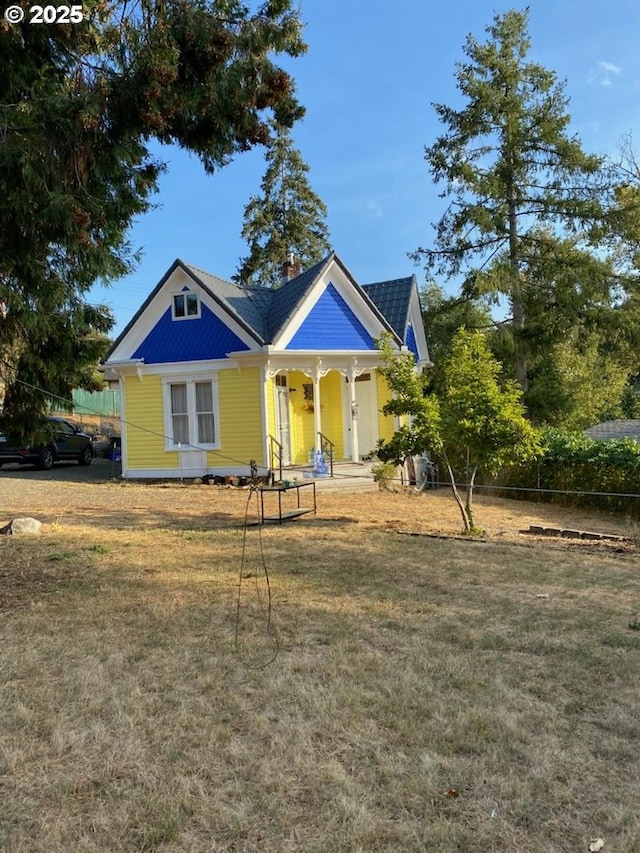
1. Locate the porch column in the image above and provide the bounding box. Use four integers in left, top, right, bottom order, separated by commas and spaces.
348, 364, 359, 463
313, 371, 322, 451
260, 364, 271, 474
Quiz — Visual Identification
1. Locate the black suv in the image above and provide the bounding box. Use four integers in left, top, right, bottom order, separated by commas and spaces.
0, 416, 94, 470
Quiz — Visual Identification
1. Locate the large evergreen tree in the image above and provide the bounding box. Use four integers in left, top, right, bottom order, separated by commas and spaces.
0, 0, 305, 433
235, 123, 330, 287
413, 8, 616, 399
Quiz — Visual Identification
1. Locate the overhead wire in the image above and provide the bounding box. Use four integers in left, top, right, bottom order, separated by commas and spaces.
6, 367, 639, 500
5, 372, 639, 501
6, 375, 258, 472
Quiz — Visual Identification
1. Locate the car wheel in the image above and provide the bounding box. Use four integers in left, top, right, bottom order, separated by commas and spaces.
38, 446, 55, 470
78, 444, 93, 466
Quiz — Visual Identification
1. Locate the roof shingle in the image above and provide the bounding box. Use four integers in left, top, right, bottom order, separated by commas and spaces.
362, 277, 414, 339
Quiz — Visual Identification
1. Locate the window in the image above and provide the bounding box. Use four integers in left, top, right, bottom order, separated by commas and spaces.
170, 384, 189, 444
172, 291, 200, 319
163, 375, 219, 449
195, 381, 215, 444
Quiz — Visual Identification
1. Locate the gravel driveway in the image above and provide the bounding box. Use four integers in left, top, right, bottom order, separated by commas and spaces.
0, 456, 121, 485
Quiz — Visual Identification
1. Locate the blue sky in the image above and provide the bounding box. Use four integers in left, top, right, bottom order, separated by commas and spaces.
92, 0, 640, 338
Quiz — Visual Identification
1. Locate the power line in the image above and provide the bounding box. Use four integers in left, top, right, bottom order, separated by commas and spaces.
8, 376, 257, 473
5, 375, 639, 503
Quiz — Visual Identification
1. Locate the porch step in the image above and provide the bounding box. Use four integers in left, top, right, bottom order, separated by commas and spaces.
276, 461, 376, 492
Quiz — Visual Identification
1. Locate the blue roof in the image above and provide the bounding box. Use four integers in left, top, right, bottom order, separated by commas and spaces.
266, 256, 330, 341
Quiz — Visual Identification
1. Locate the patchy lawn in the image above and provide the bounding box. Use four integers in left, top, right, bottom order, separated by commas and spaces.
1, 482, 639, 852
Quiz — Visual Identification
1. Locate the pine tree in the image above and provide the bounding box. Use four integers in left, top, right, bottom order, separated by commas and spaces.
413, 8, 613, 396
0, 1, 305, 434
235, 124, 331, 287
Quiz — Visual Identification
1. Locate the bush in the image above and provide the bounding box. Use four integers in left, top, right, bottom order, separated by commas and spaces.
370, 458, 399, 491
496, 428, 640, 514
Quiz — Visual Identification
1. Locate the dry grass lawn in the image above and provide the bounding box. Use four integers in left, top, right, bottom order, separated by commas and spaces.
1, 479, 639, 852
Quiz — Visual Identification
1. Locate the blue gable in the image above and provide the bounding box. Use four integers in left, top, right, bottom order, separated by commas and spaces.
132, 304, 250, 363
406, 324, 419, 358
287, 283, 376, 350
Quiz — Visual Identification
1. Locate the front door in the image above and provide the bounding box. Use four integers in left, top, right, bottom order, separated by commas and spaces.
276, 383, 291, 466
344, 373, 378, 459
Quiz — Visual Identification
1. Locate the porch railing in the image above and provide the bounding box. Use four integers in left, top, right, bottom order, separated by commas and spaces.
317, 432, 334, 478
268, 435, 283, 483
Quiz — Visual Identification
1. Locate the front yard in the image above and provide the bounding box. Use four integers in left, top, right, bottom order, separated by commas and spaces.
1, 480, 638, 851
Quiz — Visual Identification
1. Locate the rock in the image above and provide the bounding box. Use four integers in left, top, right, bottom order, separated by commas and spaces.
0, 517, 43, 536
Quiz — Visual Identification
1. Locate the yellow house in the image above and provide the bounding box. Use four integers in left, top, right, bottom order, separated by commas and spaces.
102, 252, 430, 479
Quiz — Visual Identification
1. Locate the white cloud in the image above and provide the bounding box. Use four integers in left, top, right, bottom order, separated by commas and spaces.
597, 60, 622, 87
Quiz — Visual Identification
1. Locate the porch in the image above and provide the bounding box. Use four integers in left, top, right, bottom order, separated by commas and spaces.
279, 459, 377, 492
266, 362, 394, 468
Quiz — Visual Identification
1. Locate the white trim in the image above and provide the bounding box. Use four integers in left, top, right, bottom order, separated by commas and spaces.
407, 285, 432, 365
260, 365, 270, 471
122, 464, 270, 480
112, 358, 239, 377
230, 349, 389, 373
107, 266, 259, 362
118, 374, 128, 477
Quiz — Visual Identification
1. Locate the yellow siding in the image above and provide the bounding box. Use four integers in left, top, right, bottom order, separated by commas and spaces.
125, 368, 265, 471
123, 374, 168, 469
319, 372, 345, 459
284, 370, 346, 463
287, 371, 315, 464
217, 367, 264, 467
376, 372, 396, 444
123, 366, 392, 472
265, 375, 276, 438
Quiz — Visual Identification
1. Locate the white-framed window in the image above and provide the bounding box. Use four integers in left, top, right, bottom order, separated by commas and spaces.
172, 290, 200, 320
162, 375, 219, 450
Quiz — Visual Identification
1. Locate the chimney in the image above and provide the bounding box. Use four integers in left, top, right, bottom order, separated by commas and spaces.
281, 252, 301, 284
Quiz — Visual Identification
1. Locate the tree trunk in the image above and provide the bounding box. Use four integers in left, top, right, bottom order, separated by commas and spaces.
507, 156, 528, 393
443, 452, 471, 533
464, 466, 478, 532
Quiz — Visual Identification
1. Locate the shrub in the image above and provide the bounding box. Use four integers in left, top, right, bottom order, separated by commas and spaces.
496, 428, 640, 514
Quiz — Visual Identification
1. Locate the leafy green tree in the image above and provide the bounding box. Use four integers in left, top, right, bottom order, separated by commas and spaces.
524, 328, 635, 429
377, 330, 540, 534
420, 282, 493, 392
599, 139, 640, 416
413, 8, 614, 397
0, 0, 305, 434
235, 123, 330, 287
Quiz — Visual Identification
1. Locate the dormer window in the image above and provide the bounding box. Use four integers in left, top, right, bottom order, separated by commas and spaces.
173, 290, 199, 320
